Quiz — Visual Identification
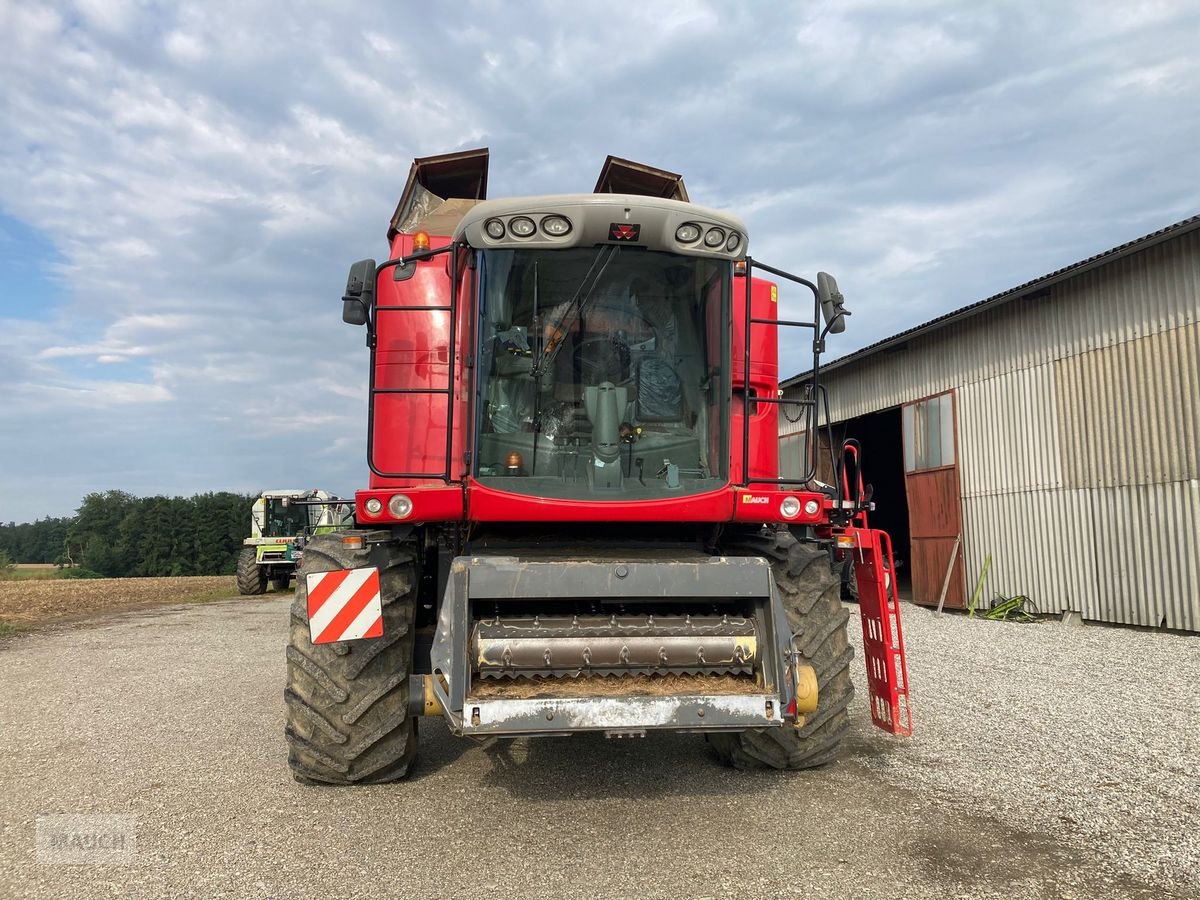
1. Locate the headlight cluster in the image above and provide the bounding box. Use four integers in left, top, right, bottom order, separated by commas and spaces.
483, 215, 572, 240
362, 494, 413, 520
676, 222, 742, 253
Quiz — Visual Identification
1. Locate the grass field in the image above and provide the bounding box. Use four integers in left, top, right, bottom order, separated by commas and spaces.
1, 565, 65, 581
0, 575, 289, 635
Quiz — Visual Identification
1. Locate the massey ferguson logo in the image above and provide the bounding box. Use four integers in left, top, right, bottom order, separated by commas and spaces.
741, 494, 770, 504
609, 223, 641, 241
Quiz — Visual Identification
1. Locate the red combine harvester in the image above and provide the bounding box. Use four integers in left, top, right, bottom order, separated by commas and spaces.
285, 150, 910, 783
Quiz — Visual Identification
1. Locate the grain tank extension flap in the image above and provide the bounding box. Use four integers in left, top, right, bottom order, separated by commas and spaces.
388, 147, 490, 239
593, 155, 689, 202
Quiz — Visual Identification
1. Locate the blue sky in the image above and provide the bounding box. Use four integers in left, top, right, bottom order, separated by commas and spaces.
0, 213, 63, 320
1, 0, 1198, 523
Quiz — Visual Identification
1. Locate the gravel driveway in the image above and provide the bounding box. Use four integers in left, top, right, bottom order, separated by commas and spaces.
0, 597, 1196, 899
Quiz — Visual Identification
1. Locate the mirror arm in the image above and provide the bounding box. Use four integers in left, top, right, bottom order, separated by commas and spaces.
375, 242, 456, 274
818, 309, 850, 342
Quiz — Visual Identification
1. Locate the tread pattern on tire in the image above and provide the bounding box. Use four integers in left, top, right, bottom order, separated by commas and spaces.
236, 547, 267, 596
284, 534, 418, 784
707, 530, 855, 770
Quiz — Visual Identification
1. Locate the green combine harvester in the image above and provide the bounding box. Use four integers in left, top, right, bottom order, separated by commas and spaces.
237, 490, 349, 595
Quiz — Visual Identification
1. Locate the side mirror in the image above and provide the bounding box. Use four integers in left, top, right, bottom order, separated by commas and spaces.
342, 259, 376, 326
817, 271, 849, 335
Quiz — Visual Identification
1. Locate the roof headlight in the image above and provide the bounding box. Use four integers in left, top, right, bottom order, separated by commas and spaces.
780, 496, 801, 519
541, 215, 571, 236
484, 218, 506, 240
363, 498, 383, 516
388, 494, 413, 519
509, 216, 536, 238
725, 231, 741, 253
675, 223, 701, 243
704, 227, 726, 248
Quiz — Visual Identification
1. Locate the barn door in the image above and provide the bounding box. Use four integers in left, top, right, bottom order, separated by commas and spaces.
902, 391, 965, 608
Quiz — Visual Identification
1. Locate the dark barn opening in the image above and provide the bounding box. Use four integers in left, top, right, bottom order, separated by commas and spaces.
839, 406, 911, 593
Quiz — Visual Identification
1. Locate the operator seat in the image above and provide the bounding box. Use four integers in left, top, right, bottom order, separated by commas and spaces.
635, 356, 683, 422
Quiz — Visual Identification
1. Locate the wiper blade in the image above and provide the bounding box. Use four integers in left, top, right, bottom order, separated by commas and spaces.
532, 245, 619, 377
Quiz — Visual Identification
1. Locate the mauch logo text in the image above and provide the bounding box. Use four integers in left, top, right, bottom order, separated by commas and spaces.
50, 832, 127, 850
37, 814, 137, 865
741, 495, 770, 504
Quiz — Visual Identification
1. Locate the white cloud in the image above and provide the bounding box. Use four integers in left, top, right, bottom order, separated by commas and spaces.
164, 29, 209, 64
73, 0, 135, 34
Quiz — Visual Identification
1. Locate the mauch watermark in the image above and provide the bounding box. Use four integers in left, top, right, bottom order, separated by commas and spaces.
36, 814, 137, 865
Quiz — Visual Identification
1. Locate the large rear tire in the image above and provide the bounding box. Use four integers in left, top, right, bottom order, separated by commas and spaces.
236, 547, 267, 596
707, 531, 855, 770
284, 534, 419, 784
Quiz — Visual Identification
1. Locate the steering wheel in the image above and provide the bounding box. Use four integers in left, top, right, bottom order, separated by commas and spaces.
572, 335, 631, 385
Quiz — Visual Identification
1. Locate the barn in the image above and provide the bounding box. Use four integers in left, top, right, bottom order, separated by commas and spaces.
779, 216, 1200, 631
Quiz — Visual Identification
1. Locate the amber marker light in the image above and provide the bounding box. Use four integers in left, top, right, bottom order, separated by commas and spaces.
734, 260, 747, 277
412, 231, 431, 251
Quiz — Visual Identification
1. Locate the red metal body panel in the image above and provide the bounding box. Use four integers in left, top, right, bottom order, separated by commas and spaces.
369, 233, 471, 489
731, 488, 821, 524
466, 479, 735, 522
354, 483, 831, 526
730, 276, 779, 485
356, 484, 465, 525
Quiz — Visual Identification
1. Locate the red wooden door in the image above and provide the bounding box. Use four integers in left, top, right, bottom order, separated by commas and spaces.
902, 392, 965, 608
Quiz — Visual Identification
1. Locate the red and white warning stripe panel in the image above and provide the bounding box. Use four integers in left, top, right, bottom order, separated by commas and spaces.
305, 568, 384, 644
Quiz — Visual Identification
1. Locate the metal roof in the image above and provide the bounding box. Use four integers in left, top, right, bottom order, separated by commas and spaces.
781, 214, 1200, 388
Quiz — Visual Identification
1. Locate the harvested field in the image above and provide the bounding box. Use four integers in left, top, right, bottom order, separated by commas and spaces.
0, 576, 246, 630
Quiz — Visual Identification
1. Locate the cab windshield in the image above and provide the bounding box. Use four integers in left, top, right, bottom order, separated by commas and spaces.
264, 499, 309, 538
474, 247, 729, 499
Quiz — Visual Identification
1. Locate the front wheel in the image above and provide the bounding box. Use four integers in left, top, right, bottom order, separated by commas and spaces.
236, 547, 267, 595
707, 531, 854, 770
284, 534, 419, 784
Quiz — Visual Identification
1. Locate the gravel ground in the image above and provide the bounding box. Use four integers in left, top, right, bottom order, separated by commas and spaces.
0, 597, 1196, 899
869, 604, 1200, 892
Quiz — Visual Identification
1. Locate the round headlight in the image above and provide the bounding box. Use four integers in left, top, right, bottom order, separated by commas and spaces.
484, 218, 505, 239
541, 215, 571, 236
804, 499, 821, 517
780, 496, 801, 519
509, 216, 536, 238
726, 231, 741, 253
363, 497, 383, 516
704, 227, 726, 248
675, 223, 701, 243
388, 494, 413, 519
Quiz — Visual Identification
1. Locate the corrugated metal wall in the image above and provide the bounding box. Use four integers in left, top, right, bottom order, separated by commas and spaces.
783, 226, 1200, 630
1056, 321, 1199, 487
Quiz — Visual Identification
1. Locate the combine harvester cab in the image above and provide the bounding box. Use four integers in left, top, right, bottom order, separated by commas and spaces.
284, 150, 910, 784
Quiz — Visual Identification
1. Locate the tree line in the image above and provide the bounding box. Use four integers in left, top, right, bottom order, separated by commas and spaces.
0, 490, 256, 578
